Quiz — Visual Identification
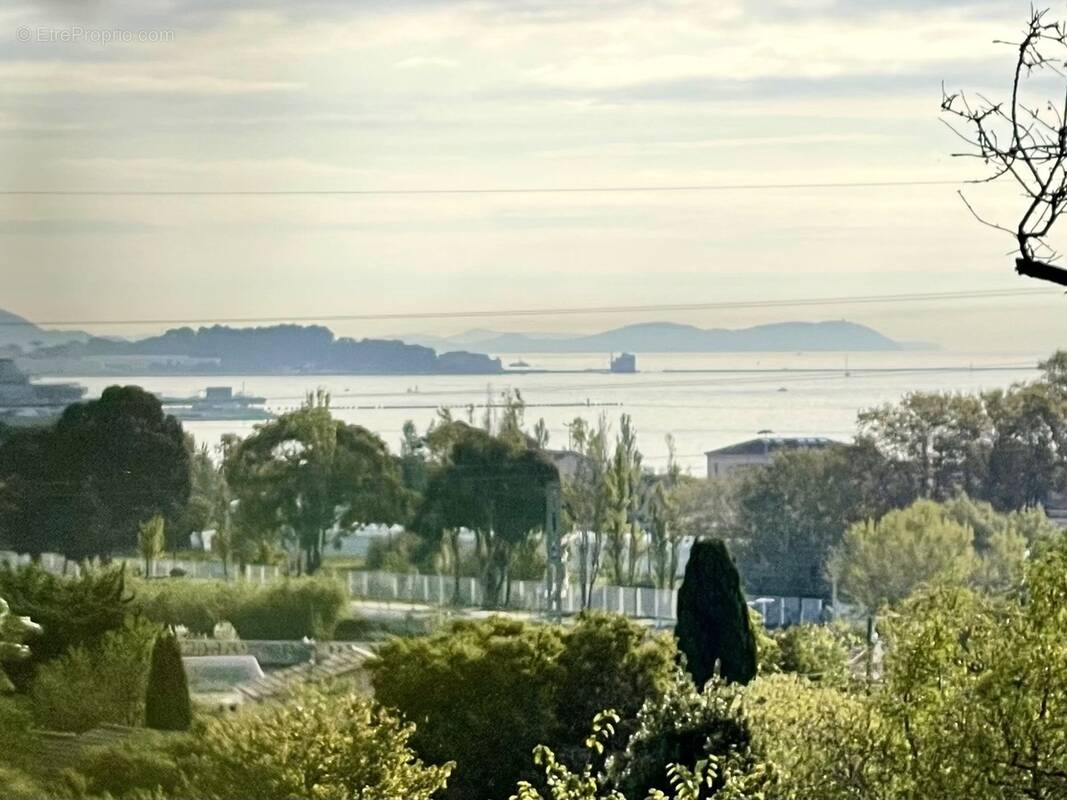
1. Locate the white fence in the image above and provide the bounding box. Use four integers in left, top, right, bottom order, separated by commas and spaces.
0, 551, 825, 626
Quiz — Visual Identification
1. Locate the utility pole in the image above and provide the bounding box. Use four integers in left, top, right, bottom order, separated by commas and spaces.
544, 481, 564, 621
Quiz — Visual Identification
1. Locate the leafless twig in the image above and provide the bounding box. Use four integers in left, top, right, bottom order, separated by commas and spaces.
943, 8, 1067, 286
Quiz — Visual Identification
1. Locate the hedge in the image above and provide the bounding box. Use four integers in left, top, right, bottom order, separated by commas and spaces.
130, 577, 347, 641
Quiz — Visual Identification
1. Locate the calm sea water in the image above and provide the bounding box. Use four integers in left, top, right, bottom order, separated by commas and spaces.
50, 351, 1046, 476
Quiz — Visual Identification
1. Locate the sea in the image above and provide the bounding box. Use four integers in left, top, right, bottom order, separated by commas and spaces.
47, 350, 1048, 476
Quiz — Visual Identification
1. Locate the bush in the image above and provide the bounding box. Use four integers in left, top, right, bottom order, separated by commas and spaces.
369, 613, 677, 800
130, 576, 346, 640
182, 688, 452, 800
228, 579, 346, 640
773, 624, 853, 684
31, 618, 159, 733
609, 673, 755, 800
0, 696, 39, 770
0, 765, 49, 800
0, 563, 132, 690
68, 736, 185, 799
145, 630, 191, 732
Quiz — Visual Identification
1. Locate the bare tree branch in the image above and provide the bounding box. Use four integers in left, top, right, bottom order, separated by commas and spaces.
944, 8, 1067, 286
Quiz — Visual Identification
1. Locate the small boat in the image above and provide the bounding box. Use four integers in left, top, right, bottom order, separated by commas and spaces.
509, 360, 531, 368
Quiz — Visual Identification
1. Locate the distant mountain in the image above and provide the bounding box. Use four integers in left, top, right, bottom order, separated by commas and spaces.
28, 324, 503, 375
0, 308, 90, 350
396, 320, 920, 354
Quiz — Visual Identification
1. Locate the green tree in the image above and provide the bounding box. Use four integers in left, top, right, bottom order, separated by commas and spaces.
604, 415, 643, 586
412, 422, 558, 607
731, 441, 913, 597
675, 539, 757, 687
832, 500, 977, 617
176, 440, 230, 550
144, 629, 191, 731
563, 415, 611, 608
225, 392, 409, 573
138, 515, 166, 577
858, 391, 990, 500
647, 435, 682, 589
0, 386, 191, 560
983, 382, 1067, 509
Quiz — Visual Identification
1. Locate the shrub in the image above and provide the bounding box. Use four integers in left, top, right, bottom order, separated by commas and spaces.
0, 765, 49, 800
183, 688, 452, 800
773, 624, 853, 684
227, 579, 345, 640
0, 696, 39, 770
69, 735, 186, 799
31, 618, 159, 732
130, 576, 347, 640
609, 673, 756, 800
369, 613, 677, 800
145, 630, 191, 732
0, 563, 132, 690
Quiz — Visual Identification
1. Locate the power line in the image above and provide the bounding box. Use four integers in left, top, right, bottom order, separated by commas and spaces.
2, 288, 1058, 329
0, 179, 962, 197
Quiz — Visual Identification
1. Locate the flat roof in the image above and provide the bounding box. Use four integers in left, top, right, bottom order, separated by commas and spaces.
705, 436, 837, 457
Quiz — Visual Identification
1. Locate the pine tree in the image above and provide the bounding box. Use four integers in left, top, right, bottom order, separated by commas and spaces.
144, 629, 192, 731
675, 539, 757, 686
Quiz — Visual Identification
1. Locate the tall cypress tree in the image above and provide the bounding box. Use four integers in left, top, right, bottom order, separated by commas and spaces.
675, 539, 757, 686
145, 629, 192, 731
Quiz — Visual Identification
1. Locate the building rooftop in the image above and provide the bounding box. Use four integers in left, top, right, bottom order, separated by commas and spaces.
705, 436, 838, 457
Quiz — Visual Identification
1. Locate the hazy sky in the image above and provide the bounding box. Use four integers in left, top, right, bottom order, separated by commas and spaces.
1, 0, 1064, 351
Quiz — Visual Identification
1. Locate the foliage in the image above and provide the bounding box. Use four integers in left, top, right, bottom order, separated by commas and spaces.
0, 563, 132, 691
742, 673, 899, 800
370, 616, 563, 800
675, 540, 757, 687
413, 421, 559, 607
609, 673, 759, 800
563, 415, 612, 608
771, 624, 852, 685
369, 613, 677, 800
138, 515, 166, 577
225, 392, 409, 573
553, 613, 678, 767
0, 596, 40, 693
145, 629, 191, 731
131, 576, 347, 640
0, 765, 50, 800
69, 734, 186, 799
178, 441, 230, 550
731, 441, 913, 596
832, 500, 977, 613
646, 435, 682, 590
31, 617, 158, 732
0, 386, 191, 559
0, 696, 39, 770
182, 687, 453, 800
858, 382, 1067, 511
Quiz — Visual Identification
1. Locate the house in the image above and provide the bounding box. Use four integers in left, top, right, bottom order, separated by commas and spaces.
543, 448, 584, 480
705, 435, 837, 478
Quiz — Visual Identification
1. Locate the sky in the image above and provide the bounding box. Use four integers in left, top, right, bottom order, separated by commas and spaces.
1, 0, 1065, 352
